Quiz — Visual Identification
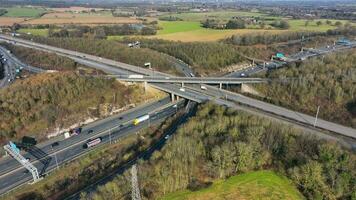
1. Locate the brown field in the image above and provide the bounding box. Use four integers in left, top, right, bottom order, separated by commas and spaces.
0, 17, 26, 26
21, 12, 140, 25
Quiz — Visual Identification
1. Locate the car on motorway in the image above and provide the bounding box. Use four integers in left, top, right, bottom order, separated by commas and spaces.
51, 142, 59, 148
179, 87, 185, 92
200, 85, 207, 90
164, 135, 170, 140
119, 116, 124, 120
87, 129, 94, 134
240, 73, 246, 77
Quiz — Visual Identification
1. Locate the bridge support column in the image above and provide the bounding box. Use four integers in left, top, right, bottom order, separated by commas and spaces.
219, 83, 222, 90
144, 81, 147, 92
171, 93, 175, 102
252, 59, 255, 66
181, 82, 184, 88
263, 62, 266, 68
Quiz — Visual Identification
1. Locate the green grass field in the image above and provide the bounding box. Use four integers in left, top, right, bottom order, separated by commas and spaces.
1, 7, 46, 18
18, 28, 48, 36
160, 170, 304, 200
288, 19, 351, 31
160, 11, 269, 22
158, 21, 202, 34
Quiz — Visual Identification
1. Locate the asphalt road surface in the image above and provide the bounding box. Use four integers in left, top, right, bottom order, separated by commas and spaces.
0, 97, 185, 195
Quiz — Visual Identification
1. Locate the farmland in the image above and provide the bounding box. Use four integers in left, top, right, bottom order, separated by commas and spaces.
21, 12, 140, 25
151, 21, 286, 41
159, 11, 270, 22
0, 17, 25, 26
160, 171, 303, 200
148, 10, 354, 42
0, 7, 46, 18
18, 28, 48, 36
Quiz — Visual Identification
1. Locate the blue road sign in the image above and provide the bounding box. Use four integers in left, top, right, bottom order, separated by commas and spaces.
9, 141, 20, 154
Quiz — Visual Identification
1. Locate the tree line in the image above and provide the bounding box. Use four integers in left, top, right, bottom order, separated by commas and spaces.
1, 43, 82, 71
124, 38, 247, 75
83, 103, 356, 200
0, 9, 7, 16
0, 72, 144, 145
27, 36, 179, 75
255, 49, 356, 128
224, 25, 356, 46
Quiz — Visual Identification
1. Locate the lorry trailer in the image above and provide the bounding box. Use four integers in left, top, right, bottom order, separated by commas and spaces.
133, 114, 150, 125
83, 137, 102, 149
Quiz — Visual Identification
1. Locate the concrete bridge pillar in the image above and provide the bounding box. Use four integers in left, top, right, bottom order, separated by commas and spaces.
171, 93, 175, 102
181, 82, 184, 88
252, 59, 255, 66
144, 81, 147, 92
219, 83, 222, 90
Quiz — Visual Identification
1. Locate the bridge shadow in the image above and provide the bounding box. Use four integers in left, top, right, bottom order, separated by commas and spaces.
25, 146, 52, 176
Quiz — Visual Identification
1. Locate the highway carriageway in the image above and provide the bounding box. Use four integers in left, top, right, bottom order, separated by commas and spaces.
185, 84, 356, 141
0, 34, 167, 77
112, 75, 268, 84
1, 35, 355, 141
0, 97, 185, 195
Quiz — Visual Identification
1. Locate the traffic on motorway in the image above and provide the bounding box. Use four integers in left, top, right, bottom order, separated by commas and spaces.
0, 96, 185, 195
1, 34, 356, 196
226, 39, 356, 78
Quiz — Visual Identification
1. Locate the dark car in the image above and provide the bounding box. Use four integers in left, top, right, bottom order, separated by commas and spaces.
51, 142, 59, 148
87, 129, 94, 134
119, 116, 124, 120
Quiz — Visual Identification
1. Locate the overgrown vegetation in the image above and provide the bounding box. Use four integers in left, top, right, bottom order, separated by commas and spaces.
1, 120, 173, 200
84, 103, 356, 200
225, 25, 356, 46
0, 61, 4, 80
28, 36, 179, 75
124, 38, 247, 75
0, 9, 7, 16
255, 49, 356, 128
1, 43, 86, 71
225, 31, 323, 46
0, 72, 157, 144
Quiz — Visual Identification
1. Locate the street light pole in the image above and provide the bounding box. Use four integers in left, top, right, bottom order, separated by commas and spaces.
109, 127, 112, 144
314, 105, 320, 127
52, 147, 59, 170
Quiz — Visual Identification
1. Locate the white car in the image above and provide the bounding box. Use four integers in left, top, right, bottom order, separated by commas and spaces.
200, 85, 207, 90
179, 88, 185, 92
164, 135, 170, 140
240, 73, 246, 77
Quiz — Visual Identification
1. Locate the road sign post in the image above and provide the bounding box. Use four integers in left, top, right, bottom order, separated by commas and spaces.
4, 143, 41, 183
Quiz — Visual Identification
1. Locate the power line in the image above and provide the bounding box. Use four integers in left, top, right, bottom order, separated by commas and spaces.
131, 164, 142, 200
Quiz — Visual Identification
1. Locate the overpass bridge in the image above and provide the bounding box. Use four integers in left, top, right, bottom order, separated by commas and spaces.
112, 75, 268, 86
1, 35, 355, 141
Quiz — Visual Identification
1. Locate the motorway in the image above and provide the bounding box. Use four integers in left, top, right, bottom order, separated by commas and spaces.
0, 97, 185, 195
226, 41, 356, 78
113, 75, 267, 84
0, 34, 356, 197
190, 84, 356, 141
1, 34, 355, 139
0, 46, 45, 88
